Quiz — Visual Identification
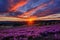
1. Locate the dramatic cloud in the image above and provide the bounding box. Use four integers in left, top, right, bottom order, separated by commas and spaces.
0, 0, 60, 17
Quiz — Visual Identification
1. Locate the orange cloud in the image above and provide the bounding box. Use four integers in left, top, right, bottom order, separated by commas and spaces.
8, 0, 28, 12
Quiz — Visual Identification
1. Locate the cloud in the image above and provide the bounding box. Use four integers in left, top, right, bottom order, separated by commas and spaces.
0, 0, 60, 17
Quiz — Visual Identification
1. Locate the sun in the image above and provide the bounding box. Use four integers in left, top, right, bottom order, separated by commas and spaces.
27, 18, 34, 25
27, 17, 37, 25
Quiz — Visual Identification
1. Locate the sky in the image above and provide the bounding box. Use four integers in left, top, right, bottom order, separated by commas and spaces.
0, 0, 60, 17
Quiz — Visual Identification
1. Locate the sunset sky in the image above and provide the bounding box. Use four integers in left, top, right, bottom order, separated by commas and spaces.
0, 0, 60, 20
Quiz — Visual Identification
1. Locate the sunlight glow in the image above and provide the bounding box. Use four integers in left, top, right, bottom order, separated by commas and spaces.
27, 17, 37, 25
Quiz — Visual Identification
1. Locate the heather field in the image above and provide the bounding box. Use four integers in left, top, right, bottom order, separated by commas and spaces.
0, 21, 60, 40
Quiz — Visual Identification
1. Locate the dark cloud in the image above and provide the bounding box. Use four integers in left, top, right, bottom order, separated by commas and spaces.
0, 0, 9, 12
